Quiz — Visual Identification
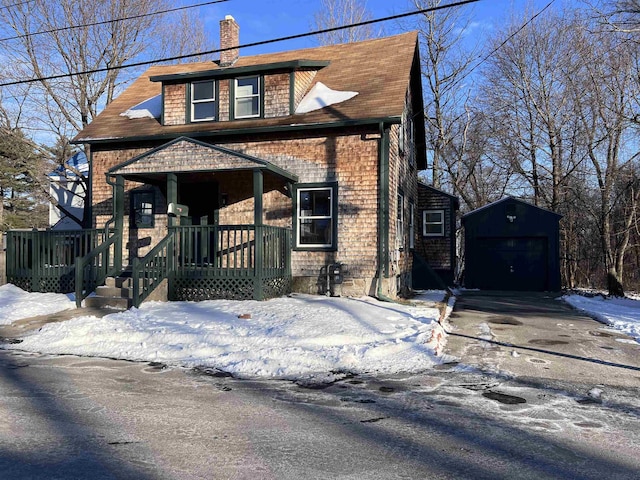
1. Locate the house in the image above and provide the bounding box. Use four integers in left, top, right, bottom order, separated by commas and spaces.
412, 182, 459, 289
462, 196, 562, 291
48, 151, 88, 230
6, 16, 427, 307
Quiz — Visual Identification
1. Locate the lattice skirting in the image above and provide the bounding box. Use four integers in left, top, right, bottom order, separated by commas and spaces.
170, 275, 291, 301
7, 272, 75, 294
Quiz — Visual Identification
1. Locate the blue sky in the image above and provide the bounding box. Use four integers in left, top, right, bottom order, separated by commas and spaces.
195, 0, 568, 56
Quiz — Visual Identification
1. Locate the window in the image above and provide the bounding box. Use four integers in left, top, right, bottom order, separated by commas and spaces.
191, 80, 216, 122
423, 209, 445, 237
234, 76, 260, 118
409, 201, 415, 249
397, 192, 405, 249
295, 184, 337, 249
131, 191, 155, 228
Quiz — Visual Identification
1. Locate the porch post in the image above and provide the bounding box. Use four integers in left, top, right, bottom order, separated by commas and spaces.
167, 173, 178, 227
253, 169, 264, 300
114, 176, 124, 271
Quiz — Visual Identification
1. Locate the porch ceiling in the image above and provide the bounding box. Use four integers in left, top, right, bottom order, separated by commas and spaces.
107, 136, 298, 183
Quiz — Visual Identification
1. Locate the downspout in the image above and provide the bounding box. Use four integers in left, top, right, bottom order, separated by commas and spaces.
376, 121, 394, 303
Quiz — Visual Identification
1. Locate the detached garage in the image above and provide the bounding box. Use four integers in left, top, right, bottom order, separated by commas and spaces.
463, 197, 562, 292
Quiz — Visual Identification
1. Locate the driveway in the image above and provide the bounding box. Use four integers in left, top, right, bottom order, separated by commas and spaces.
444, 291, 640, 388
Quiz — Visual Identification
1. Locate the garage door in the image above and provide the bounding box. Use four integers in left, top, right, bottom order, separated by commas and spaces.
474, 237, 548, 291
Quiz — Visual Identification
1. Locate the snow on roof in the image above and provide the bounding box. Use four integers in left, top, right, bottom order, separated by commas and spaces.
120, 94, 162, 120
49, 151, 89, 177
295, 82, 358, 114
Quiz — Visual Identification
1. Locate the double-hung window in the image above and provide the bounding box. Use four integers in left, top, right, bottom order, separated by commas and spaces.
191, 80, 216, 122
409, 201, 415, 249
423, 209, 445, 236
235, 76, 260, 118
295, 184, 337, 250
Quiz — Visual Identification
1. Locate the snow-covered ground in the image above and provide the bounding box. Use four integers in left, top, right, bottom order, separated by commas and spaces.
0, 284, 75, 325
0, 285, 448, 381
563, 294, 640, 343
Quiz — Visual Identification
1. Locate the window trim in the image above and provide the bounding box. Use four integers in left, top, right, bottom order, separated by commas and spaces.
189, 79, 217, 122
292, 182, 338, 251
233, 75, 262, 119
409, 201, 415, 249
131, 190, 155, 229
423, 209, 445, 237
397, 192, 405, 250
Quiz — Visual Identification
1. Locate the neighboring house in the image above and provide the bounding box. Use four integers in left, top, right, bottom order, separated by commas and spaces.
48, 151, 88, 230
462, 196, 562, 292
7, 16, 428, 307
413, 182, 459, 289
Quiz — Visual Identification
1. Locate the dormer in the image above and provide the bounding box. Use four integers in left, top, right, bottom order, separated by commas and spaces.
149, 16, 330, 126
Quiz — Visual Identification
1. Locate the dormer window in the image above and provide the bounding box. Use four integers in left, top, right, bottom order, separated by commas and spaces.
191, 80, 216, 122
234, 76, 261, 118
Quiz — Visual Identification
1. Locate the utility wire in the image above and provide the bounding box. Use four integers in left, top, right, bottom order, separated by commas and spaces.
0, 0, 481, 87
0, 1, 33, 12
0, 0, 230, 43
467, 0, 556, 75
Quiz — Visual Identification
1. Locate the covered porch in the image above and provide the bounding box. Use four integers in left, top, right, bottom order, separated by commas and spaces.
6, 138, 298, 307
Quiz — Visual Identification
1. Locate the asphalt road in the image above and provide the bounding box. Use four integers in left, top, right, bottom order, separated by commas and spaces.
0, 292, 638, 479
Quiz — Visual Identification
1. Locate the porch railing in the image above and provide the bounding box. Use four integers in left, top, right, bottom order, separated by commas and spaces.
74, 233, 120, 307
168, 224, 292, 301
6, 229, 106, 293
131, 230, 176, 307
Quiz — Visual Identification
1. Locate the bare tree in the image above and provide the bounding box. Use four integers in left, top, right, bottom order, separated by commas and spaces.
0, 0, 213, 227
313, 0, 379, 45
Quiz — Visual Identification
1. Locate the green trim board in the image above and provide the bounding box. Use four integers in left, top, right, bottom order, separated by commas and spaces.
149, 60, 331, 83
73, 117, 401, 145
291, 181, 338, 252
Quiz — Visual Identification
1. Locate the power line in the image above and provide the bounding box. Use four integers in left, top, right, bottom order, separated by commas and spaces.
0, 0, 230, 43
0, 1, 33, 12
0, 0, 481, 87
467, 0, 556, 75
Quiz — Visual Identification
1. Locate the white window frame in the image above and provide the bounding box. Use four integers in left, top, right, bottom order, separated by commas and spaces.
234, 75, 261, 119
409, 201, 415, 249
397, 192, 405, 249
190, 80, 216, 122
296, 186, 334, 249
423, 209, 445, 237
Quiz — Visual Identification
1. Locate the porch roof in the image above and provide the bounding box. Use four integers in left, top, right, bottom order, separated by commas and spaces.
107, 136, 298, 183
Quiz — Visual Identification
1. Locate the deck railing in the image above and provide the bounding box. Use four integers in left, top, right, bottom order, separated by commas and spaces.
131, 230, 176, 307
168, 224, 292, 301
74, 233, 120, 307
6, 229, 106, 293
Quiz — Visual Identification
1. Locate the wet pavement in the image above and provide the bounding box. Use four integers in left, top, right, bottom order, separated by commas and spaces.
0, 292, 638, 479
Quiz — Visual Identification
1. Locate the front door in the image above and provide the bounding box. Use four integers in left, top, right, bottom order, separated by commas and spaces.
179, 181, 220, 225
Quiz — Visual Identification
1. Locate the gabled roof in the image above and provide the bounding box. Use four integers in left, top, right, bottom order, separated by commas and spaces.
108, 137, 298, 182
418, 181, 460, 209
74, 32, 419, 143
462, 196, 562, 220
48, 151, 89, 178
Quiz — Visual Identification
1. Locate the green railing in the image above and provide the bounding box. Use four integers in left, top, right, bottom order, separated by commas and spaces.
74, 233, 120, 307
131, 230, 176, 307
6, 229, 106, 293
169, 224, 291, 301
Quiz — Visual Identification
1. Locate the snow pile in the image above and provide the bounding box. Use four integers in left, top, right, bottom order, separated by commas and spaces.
120, 95, 162, 119
5, 293, 444, 380
295, 82, 358, 114
563, 294, 640, 342
0, 284, 75, 325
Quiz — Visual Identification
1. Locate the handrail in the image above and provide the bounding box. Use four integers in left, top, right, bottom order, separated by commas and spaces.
132, 230, 176, 308
74, 233, 119, 307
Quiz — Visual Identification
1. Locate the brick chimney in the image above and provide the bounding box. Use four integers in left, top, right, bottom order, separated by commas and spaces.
219, 15, 239, 67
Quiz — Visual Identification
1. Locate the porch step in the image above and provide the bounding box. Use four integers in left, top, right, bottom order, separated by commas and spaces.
84, 275, 134, 310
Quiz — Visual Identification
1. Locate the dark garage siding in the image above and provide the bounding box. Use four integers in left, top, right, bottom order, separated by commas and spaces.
463, 197, 562, 292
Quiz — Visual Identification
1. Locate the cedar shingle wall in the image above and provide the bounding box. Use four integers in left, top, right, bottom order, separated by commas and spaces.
264, 73, 290, 117
416, 186, 452, 270
219, 79, 230, 121
164, 84, 186, 126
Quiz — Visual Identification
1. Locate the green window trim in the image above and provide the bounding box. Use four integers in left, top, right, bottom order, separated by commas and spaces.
188, 79, 219, 123
230, 74, 265, 120
423, 209, 445, 237
131, 190, 155, 229
292, 182, 338, 251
